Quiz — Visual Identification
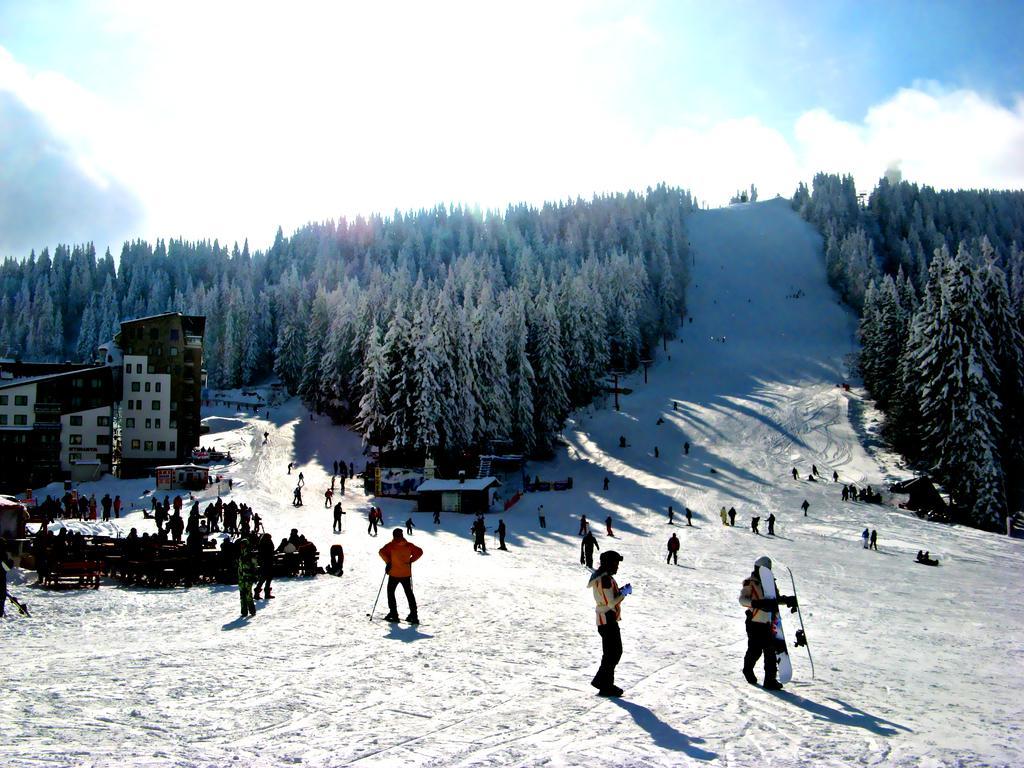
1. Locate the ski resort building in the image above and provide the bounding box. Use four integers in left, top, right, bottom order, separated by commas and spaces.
0, 361, 115, 491
415, 476, 499, 514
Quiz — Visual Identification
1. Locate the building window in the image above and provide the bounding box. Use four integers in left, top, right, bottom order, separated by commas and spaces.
69, 434, 83, 445
97, 416, 110, 427
157, 441, 166, 451
169, 346, 178, 357
0, 395, 6, 405
136, 364, 142, 374
155, 382, 162, 392
169, 419, 177, 429
73, 378, 84, 388
154, 418, 161, 429
131, 382, 141, 392
69, 452, 81, 462
131, 439, 140, 449
125, 364, 131, 373
148, 365, 155, 374
96, 434, 110, 445
69, 415, 83, 426
144, 440, 154, 451
170, 329, 180, 340
149, 327, 159, 340
136, 400, 142, 410
125, 418, 135, 428
152, 400, 161, 410
0, 415, 6, 425
71, 397, 82, 408
144, 382, 151, 393
91, 378, 102, 388
14, 414, 27, 425
14, 395, 27, 406
145, 419, 152, 429
170, 441, 176, 452
127, 400, 134, 410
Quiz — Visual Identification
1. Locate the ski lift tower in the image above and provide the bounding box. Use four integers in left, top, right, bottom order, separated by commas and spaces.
605, 370, 630, 411
640, 358, 654, 384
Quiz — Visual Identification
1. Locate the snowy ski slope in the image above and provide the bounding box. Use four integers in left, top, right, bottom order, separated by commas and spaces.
3, 199, 1022, 768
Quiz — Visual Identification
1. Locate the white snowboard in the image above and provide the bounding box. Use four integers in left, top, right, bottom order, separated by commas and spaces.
758, 564, 793, 684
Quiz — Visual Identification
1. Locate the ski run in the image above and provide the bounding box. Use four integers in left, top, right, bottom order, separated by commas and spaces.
3, 199, 1022, 768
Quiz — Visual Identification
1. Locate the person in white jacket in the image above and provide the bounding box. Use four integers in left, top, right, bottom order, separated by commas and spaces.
588, 551, 631, 697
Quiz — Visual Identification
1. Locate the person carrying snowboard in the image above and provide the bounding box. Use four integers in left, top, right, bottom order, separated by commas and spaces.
588, 551, 630, 697
237, 539, 258, 617
738, 555, 796, 690
666, 533, 680, 565
379, 529, 422, 623
580, 530, 600, 568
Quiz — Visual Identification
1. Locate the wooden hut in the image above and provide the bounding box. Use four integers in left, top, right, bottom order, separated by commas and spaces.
416, 476, 498, 514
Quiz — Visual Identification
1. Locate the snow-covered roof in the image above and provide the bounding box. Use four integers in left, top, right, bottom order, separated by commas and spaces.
416, 477, 498, 492
155, 463, 210, 472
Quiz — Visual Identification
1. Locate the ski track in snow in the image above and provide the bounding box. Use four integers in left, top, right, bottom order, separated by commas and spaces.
3, 200, 1022, 768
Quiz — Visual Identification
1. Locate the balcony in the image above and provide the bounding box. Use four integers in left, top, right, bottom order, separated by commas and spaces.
184, 335, 203, 348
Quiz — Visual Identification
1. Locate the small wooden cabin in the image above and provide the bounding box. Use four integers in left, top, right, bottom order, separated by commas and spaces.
416, 476, 498, 514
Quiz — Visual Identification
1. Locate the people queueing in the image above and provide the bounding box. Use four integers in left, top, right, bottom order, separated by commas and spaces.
472, 516, 487, 552
237, 540, 258, 618
379, 528, 423, 624
333, 502, 344, 533
588, 551, 630, 697
253, 533, 275, 600
580, 530, 600, 568
497, 519, 507, 550
739, 555, 797, 690
666, 533, 680, 565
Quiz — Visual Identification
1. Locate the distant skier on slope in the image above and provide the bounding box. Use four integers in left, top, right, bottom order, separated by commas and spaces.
862, 528, 870, 549
739, 556, 796, 690
333, 502, 344, 533
588, 551, 630, 697
728, 507, 737, 527
497, 519, 507, 550
767, 513, 776, 536
685, 507, 693, 526
801, 499, 810, 516
666, 533, 680, 565
792, 467, 799, 480
581, 530, 600, 568
720, 507, 728, 525
579, 515, 590, 536
605, 516, 614, 537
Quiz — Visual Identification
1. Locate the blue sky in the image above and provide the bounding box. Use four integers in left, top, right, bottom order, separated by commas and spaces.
1, 1, 1022, 256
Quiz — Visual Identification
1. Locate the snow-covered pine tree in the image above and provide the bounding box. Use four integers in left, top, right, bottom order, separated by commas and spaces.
384, 301, 417, 449
469, 284, 511, 444
503, 289, 535, 454
75, 295, 100, 363
411, 299, 442, 451
356, 320, 392, 451
298, 288, 331, 408
529, 285, 569, 453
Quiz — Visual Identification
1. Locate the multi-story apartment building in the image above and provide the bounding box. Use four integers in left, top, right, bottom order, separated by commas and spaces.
0, 312, 205, 490
0, 362, 114, 491
107, 313, 206, 477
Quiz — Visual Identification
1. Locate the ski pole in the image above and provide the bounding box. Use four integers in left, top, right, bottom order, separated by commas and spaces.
367, 570, 387, 621
786, 566, 814, 679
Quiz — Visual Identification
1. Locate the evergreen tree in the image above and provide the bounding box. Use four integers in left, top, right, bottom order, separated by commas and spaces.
357, 321, 392, 451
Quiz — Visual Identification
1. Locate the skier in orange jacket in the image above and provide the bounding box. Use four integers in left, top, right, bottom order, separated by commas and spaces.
379, 529, 423, 623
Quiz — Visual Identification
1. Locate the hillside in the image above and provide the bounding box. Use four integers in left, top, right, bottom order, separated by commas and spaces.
3, 199, 1022, 768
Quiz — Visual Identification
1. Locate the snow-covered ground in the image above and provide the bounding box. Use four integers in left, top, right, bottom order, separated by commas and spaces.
3, 199, 1022, 768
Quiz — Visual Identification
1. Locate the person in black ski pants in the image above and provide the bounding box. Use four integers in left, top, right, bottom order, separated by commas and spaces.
333, 502, 343, 533
253, 533, 275, 599
497, 519, 507, 550
580, 530, 600, 568
588, 551, 630, 697
728, 507, 737, 526
738, 556, 797, 689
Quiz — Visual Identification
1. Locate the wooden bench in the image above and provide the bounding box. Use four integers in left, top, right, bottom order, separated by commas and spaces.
44, 560, 102, 590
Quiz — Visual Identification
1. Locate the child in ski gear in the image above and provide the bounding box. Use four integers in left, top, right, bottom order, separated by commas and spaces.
589, 551, 629, 697
580, 530, 600, 568
666, 533, 680, 564
237, 540, 257, 617
379, 529, 423, 622
739, 556, 796, 689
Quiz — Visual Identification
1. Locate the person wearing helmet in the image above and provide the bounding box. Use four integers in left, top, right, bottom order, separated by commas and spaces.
588, 550, 631, 697
738, 555, 797, 689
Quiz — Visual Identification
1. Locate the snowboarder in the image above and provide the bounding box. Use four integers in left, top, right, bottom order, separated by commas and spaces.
801, 499, 810, 516
433, 509, 441, 525
602, 476, 609, 491
580, 530, 600, 568
666, 533, 680, 565
497, 519, 507, 550
720, 507, 728, 525
767, 513, 776, 536
472, 516, 487, 552
237, 540, 257, 617
832, 470, 839, 482
684, 441, 690, 455
579, 515, 589, 536
589, 551, 630, 697
685, 507, 693, 526
538, 505, 546, 529
253, 533, 275, 600
324, 488, 333, 507
326, 544, 344, 576
333, 502, 344, 533
667, 506, 674, 524
861, 528, 870, 549
739, 556, 796, 689
870, 529, 878, 551
605, 516, 614, 537
792, 467, 799, 480
751, 516, 760, 534
379, 529, 422, 623
728, 507, 737, 527
405, 517, 415, 536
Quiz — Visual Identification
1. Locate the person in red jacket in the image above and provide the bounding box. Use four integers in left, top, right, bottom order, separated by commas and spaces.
379, 529, 423, 624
